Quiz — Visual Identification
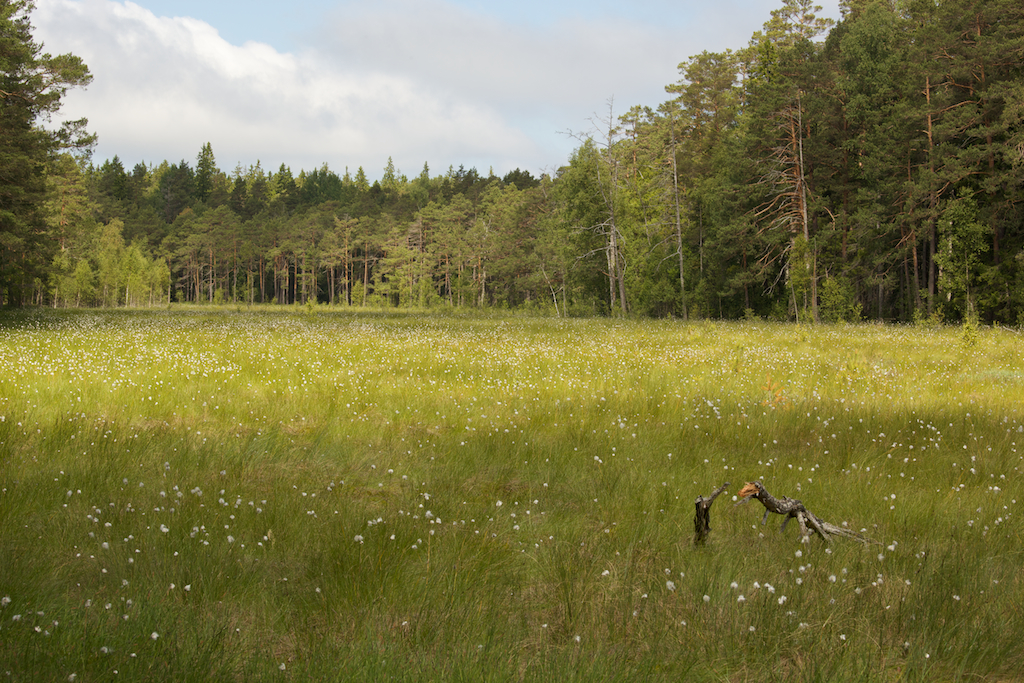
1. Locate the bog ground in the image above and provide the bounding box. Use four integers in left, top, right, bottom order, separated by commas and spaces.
1, 308, 1022, 682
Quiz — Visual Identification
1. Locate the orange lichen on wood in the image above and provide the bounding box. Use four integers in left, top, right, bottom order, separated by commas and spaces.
737, 482, 760, 499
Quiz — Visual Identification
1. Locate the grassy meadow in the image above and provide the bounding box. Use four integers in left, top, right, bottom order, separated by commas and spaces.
1, 308, 1022, 682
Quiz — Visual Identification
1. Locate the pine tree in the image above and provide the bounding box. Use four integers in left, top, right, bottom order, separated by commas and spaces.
194, 143, 217, 204
1, 0, 92, 304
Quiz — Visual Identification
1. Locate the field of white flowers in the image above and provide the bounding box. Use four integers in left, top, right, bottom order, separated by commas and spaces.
1, 308, 1022, 682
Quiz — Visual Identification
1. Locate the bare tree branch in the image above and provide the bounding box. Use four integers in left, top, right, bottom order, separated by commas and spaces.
735, 481, 876, 544
693, 482, 730, 546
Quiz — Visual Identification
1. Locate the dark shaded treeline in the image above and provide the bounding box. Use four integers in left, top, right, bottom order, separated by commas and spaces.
7, 0, 1024, 322
48, 152, 567, 311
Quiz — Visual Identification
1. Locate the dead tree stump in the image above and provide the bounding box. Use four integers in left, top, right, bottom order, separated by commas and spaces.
735, 481, 874, 544
693, 482, 729, 546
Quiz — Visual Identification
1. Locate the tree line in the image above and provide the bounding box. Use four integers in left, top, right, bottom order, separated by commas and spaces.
3, 0, 1024, 323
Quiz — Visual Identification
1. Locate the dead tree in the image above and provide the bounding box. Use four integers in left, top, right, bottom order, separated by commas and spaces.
735, 481, 874, 544
693, 482, 729, 546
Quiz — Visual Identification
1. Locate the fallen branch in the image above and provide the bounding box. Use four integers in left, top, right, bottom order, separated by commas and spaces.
735, 481, 875, 544
693, 482, 729, 546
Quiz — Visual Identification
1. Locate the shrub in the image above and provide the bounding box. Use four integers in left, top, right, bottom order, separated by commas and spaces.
819, 276, 862, 323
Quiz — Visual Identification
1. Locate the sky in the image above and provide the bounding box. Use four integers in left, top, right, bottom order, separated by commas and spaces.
33, 0, 841, 181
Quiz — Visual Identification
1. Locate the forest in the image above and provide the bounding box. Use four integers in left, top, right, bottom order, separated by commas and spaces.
3, 0, 1023, 323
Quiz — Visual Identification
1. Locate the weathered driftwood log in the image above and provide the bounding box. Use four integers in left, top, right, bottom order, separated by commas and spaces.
693, 482, 729, 546
735, 481, 874, 544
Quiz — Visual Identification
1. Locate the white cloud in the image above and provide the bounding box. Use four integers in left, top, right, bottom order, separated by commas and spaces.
32, 0, 843, 179
314, 0, 685, 119
33, 0, 544, 176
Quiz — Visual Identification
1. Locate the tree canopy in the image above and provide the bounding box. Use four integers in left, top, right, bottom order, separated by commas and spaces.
1, 0, 92, 304
7, 0, 1024, 324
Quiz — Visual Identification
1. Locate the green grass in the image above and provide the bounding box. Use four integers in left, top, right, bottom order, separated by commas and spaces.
1, 307, 1023, 681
